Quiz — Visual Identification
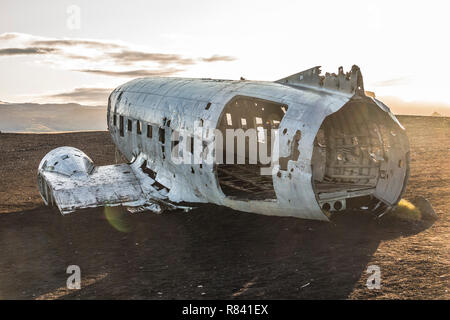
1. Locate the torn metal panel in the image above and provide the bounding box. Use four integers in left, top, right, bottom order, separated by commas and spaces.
39, 65, 410, 221
38, 147, 189, 214
275, 65, 365, 96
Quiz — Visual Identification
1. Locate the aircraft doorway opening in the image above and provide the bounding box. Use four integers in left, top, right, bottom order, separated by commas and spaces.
216, 96, 287, 200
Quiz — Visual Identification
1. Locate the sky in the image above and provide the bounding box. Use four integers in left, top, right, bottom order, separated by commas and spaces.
1, 0, 449, 114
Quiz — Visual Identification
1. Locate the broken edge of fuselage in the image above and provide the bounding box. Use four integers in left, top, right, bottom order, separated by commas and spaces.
37, 147, 191, 214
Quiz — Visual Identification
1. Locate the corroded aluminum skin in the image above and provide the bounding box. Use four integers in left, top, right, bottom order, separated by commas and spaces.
107, 71, 405, 221
37, 66, 408, 220
37, 147, 174, 214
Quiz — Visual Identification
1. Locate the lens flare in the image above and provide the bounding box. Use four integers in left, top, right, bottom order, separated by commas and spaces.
104, 206, 131, 232
392, 199, 421, 221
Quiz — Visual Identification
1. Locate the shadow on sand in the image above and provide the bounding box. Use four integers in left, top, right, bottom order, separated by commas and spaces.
0, 205, 433, 299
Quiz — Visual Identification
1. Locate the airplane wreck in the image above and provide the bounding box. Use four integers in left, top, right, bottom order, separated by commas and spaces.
37, 65, 410, 221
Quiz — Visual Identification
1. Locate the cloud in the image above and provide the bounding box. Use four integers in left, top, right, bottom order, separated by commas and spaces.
201, 55, 237, 62
45, 87, 112, 104
0, 47, 58, 55
373, 77, 411, 87
0, 32, 237, 79
30, 39, 123, 50
0, 33, 20, 41
108, 50, 195, 66
1, 33, 123, 50
77, 68, 183, 77
62, 54, 92, 60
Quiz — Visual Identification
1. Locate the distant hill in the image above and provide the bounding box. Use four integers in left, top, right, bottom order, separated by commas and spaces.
0, 98, 448, 133
0, 102, 107, 132
376, 96, 450, 117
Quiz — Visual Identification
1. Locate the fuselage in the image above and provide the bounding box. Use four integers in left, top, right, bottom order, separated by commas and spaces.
106, 74, 410, 220
37, 66, 410, 220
